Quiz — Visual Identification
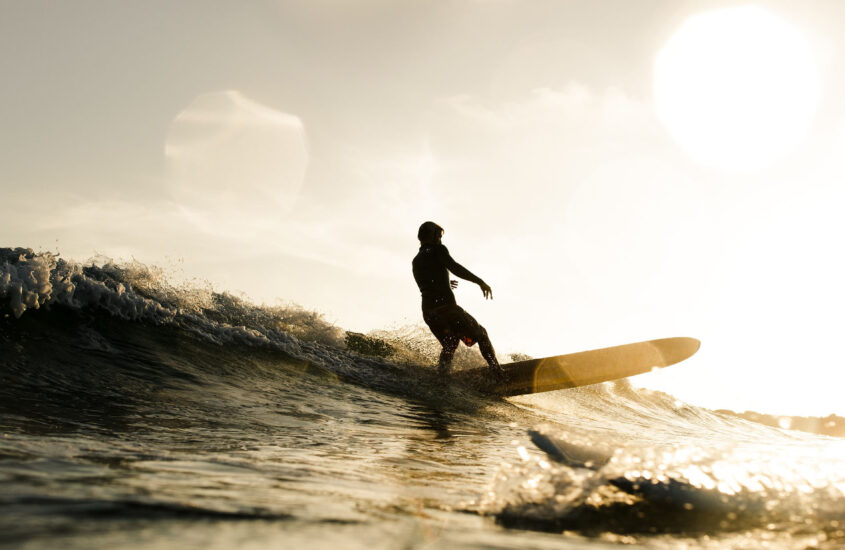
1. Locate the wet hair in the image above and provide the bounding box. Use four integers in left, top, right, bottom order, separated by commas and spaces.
418, 221, 444, 243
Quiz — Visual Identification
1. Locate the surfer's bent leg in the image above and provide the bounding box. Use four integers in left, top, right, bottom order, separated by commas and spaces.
477, 328, 500, 370
438, 335, 459, 375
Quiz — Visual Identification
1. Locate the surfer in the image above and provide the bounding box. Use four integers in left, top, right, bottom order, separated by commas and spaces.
412, 221, 502, 376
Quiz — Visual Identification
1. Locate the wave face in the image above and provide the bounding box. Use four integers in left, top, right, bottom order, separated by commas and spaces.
2, 247, 845, 549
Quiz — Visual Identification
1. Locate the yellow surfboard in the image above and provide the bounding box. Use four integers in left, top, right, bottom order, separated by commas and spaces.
455, 337, 700, 396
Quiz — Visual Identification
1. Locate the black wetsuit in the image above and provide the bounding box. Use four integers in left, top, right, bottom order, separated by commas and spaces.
412, 244, 461, 311
412, 243, 498, 372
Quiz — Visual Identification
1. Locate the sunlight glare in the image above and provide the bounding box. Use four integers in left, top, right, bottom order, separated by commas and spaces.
654, 6, 820, 172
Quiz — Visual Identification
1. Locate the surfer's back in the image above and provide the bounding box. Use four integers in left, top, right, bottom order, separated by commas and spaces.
412, 244, 455, 310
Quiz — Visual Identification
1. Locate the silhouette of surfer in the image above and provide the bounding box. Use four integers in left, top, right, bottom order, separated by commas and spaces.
412, 221, 502, 376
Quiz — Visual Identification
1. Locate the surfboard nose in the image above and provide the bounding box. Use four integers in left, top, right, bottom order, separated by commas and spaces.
651, 337, 701, 367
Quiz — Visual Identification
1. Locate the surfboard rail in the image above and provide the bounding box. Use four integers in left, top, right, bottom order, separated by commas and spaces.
455, 337, 700, 396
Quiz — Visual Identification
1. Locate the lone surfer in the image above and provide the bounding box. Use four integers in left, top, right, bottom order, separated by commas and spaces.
412, 221, 502, 376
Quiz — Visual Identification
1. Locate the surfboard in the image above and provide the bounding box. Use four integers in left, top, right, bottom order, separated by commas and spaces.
454, 337, 700, 396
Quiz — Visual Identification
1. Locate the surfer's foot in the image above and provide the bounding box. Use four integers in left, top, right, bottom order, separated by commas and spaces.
490, 365, 506, 381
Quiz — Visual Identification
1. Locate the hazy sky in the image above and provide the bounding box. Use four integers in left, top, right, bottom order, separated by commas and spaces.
3, 0, 845, 415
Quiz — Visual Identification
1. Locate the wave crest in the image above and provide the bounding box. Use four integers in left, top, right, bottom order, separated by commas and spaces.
0, 247, 344, 350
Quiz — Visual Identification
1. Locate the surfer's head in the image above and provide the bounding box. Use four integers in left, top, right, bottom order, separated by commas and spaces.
418, 221, 444, 244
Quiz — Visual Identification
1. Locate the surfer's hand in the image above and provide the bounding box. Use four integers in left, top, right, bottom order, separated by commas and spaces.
450, 280, 459, 289
480, 282, 493, 300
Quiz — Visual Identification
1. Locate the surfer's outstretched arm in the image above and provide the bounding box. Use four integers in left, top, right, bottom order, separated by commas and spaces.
443, 253, 493, 299
444, 258, 482, 284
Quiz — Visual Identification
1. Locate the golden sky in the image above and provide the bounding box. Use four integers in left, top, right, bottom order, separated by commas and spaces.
2, 0, 845, 415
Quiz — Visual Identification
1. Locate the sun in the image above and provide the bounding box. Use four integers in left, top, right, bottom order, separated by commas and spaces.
653, 6, 820, 172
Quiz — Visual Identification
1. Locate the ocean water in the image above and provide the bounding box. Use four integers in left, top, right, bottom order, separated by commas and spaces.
1, 247, 844, 550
